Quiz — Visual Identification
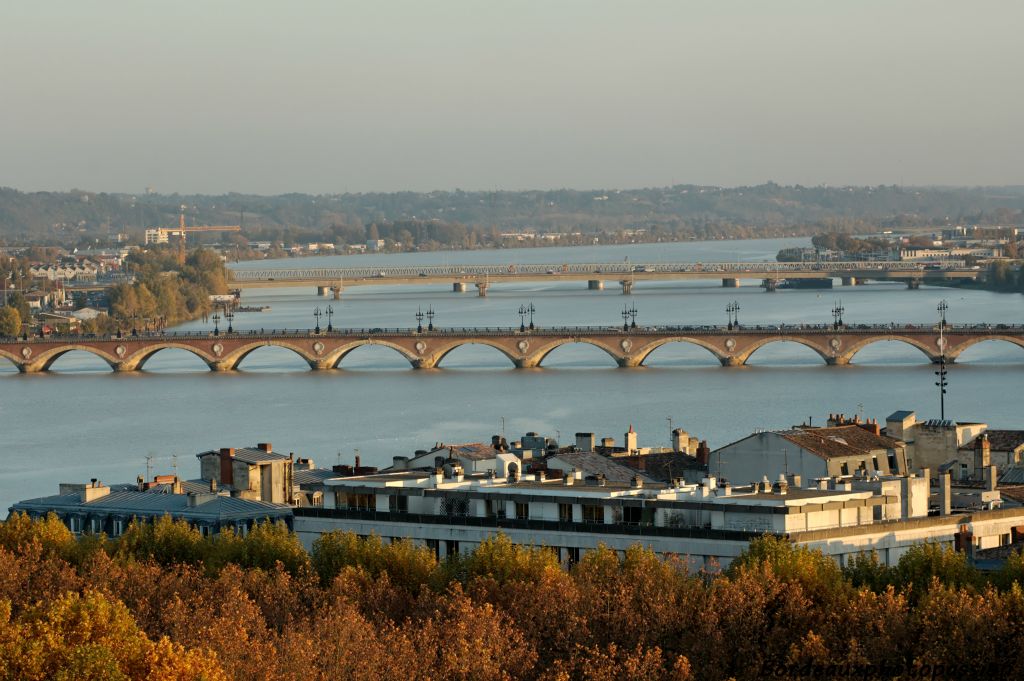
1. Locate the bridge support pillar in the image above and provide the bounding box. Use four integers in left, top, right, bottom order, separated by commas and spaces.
722, 278, 739, 288
906, 279, 921, 290
588, 280, 604, 290
317, 285, 330, 296
826, 356, 851, 366
453, 282, 467, 293
208, 360, 235, 372
309, 359, 334, 371
931, 356, 955, 364
719, 356, 744, 367
761, 278, 778, 292
476, 282, 489, 297
331, 286, 342, 300
841, 277, 858, 286
620, 280, 633, 295
616, 356, 642, 368
111, 362, 136, 372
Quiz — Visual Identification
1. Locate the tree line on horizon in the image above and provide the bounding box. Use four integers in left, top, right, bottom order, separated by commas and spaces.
1, 184, 1022, 251
1, 512, 1023, 680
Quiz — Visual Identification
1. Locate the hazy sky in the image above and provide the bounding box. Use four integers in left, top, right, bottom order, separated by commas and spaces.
1, 1, 1021, 194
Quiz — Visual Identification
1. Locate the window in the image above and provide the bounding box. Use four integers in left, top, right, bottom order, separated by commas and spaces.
515, 502, 529, 520
485, 499, 504, 518
112, 519, 124, 537
339, 492, 374, 510
236, 522, 249, 537
199, 525, 212, 537
68, 516, 81, 534
89, 517, 102, 534
582, 504, 604, 524
566, 546, 580, 565
558, 503, 573, 523
388, 494, 408, 513
623, 506, 642, 525
840, 463, 850, 476
871, 456, 879, 472
888, 451, 898, 471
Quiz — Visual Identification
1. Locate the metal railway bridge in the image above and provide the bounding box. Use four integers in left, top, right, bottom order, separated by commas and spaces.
228, 261, 980, 296
2, 324, 1021, 373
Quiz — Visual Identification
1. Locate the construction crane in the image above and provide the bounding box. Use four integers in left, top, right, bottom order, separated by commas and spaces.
145, 211, 241, 264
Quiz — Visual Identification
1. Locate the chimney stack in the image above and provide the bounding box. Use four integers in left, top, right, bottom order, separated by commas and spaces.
576, 432, 595, 452
974, 434, 991, 481
938, 471, 952, 516
257, 442, 272, 453
219, 448, 235, 486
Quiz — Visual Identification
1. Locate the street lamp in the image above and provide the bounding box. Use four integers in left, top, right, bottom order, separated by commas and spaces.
622, 303, 637, 331
832, 300, 845, 330
936, 300, 949, 420
416, 306, 424, 333
224, 306, 234, 334
426, 306, 435, 331
518, 304, 527, 332
313, 306, 322, 334
326, 305, 334, 332
527, 302, 536, 330
212, 311, 221, 336
726, 301, 739, 330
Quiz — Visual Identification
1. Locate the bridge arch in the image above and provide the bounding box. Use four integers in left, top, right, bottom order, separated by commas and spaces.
123, 343, 217, 371
944, 335, 1024, 362
430, 340, 519, 369
630, 337, 728, 366
529, 337, 623, 368
841, 336, 937, 364
325, 340, 420, 369
33, 345, 121, 371
737, 336, 833, 365
220, 340, 318, 371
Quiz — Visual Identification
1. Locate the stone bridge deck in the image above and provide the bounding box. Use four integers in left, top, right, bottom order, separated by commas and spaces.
2, 324, 1022, 373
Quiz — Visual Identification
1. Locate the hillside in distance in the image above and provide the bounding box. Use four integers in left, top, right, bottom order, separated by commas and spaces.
2, 184, 1023, 246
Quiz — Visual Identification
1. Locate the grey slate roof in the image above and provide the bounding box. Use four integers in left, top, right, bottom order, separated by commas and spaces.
196, 448, 292, 464
293, 468, 337, 487
547, 451, 655, 483
10, 490, 291, 523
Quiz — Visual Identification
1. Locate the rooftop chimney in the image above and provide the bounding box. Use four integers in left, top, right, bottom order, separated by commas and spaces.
974, 434, 991, 481
631, 475, 643, 489
576, 432, 595, 452
938, 471, 952, 516
219, 448, 235, 486
257, 442, 272, 453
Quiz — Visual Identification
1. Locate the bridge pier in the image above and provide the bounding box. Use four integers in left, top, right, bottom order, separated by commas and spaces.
453, 282, 467, 293
907, 279, 921, 290
722, 278, 739, 288
476, 282, 489, 297
317, 285, 330, 296
761, 278, 778, 292
826, 356, 851, 366
719, 356, 744, 367
309, 359, 334, 370
112, 362, 136, 372
841, 277, 858, 286
208, 360, 235, 372
620, 280, 633, 295
588, 280, 604, 290
331, 285, 342, 300
616, 356, 643, 368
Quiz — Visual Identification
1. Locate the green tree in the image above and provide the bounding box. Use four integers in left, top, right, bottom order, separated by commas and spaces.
0, 306, 20, 337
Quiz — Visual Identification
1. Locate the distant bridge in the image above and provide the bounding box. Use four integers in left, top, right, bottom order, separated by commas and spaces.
228, 261, 980, 296
2, 324, 1021, 373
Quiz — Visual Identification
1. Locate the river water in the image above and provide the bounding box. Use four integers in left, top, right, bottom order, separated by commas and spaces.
2, 237, 1022, 511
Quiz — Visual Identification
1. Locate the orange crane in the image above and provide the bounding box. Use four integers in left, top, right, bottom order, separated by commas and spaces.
151, 212, 241, 264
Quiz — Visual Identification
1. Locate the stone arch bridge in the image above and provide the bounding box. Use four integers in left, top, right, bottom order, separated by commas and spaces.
2, 325, 1023, 373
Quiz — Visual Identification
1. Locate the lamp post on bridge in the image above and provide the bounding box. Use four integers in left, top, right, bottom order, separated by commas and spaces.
224, 306, 234, 334
518, 304, 527, 332
426, 306, 435, 332
212, 311, 220, 336
726, 301, 739, 330
527, 302, 536, 330
313, 306, 322, 334
936, 299, 949, 420
416, 306, 424, 333
326, 305, 333, 332
832, 300, 845, 330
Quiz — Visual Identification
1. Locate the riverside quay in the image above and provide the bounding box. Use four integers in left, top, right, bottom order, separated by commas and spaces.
2, 323, 1022, 373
